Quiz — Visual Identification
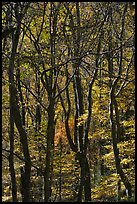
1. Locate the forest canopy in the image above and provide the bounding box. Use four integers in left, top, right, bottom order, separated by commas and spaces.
2, 2, 135, 202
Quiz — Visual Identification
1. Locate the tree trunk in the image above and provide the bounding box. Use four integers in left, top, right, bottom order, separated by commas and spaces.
108, 3, 132, 198
109, 87, 132, 199
20, 165, 31, 202
11, 86, 32, 202
44, 101, 55, 202
16, 67, 26, 126
43, 3, 57, 201
76, 152, 91, 202
8, 10, 31, 202
8, 106, 17, 202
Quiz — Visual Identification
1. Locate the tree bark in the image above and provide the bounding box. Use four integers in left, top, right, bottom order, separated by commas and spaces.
8, 6, 31, 201
75, 152, 91, 202
44, 101, 55, 202
108, 3, 132, 199
8, 107, 17, 202
10, 74, 32, 203
109, 89, 132, 198
43, 3, 61, 201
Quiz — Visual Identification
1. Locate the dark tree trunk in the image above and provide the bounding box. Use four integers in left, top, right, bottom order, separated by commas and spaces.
16, 68, 26, 126
110, 90, 132, 199
84, 157, 91, 202
60, 3, 103, 202
35, 72, 43, 201
20, 165, 31, 202
42, 3, 60, 201
107, 3, 132, 199
11, 85, 32, 202
76, 152, 91, 202
44, 101, 55, 202
8, 107, 17, 202
8, 5, 31, 202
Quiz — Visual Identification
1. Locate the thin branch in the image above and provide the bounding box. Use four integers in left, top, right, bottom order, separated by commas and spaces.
36, 2, 47, 43
54, 68, 77, 99
116, 53, 134, 97
20, 79, 48, 111
2, 148, 43, 175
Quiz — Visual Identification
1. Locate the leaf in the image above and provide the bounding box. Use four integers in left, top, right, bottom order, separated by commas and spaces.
77, 111, 88, 126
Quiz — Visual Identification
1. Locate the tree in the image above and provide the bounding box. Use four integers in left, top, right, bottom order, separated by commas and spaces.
57, 2, 108, 202
2, 2, 32, 202
2, 2, 135, 202
108, 3, 133, 200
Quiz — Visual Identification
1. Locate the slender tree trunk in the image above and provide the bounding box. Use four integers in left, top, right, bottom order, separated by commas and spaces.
109, 85, 132, 199
8, 10, 31, 202
11, 85, 32, 202
46, 3, 62, 200
44, 101, 55, 202
8, 106, 17, 202
76, 152, 91, 202
61, 3, 104, 202
16, 67, 26, 126
84, 157, 91, 202
35, 73, 43, 201
107, 3, 132, 199
43, 3, 59, 201
73, 3, 86, 201
117, 179, 121, 201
